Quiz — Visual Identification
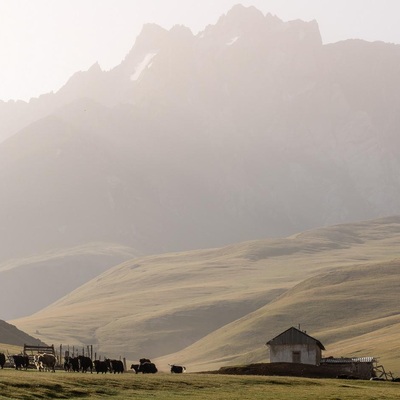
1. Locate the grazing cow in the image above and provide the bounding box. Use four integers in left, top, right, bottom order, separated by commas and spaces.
78, 355, 93, 373
34, 353, 56, 372
12, 355, 29, 370
132, 358, 157, 374
131, 364, 140, 374
170, 364, 186, 373
138, 362, 158, 374
0, 353, 5, 369
105, 359, 124, 374
94, 360, 109, 374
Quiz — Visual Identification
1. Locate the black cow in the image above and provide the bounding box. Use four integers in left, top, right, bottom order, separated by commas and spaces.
66, 356, 80, 372
105, 359, 124, 374
94, 360, 109, 374
138, 362, 158, 374
12, 355, 29, 370
64, 357, 69, 371
131, 364, 140, 374
0, 353, 5, 369
170, 364, 186, 373
132, 358, 157, 374
64, 356, 74, 372
78, 355, 93, 373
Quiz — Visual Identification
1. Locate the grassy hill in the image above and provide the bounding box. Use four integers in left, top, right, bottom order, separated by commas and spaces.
0, 242, 140, 320
10, 216, 400, 372
0, 320, 44, 348
157, 259, 400, 374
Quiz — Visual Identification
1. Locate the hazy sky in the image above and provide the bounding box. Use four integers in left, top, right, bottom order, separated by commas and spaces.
1, 0, 399, 102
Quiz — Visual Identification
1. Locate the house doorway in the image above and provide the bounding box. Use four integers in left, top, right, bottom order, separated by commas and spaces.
292, 351, 301, 363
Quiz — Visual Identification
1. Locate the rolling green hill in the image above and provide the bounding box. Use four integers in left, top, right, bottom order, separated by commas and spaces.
0, 242, 140, 320
10, 216, 400, 373
158, 259, 400, 374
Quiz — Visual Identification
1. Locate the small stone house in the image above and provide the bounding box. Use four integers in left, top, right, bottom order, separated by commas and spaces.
266, 326, 325, 365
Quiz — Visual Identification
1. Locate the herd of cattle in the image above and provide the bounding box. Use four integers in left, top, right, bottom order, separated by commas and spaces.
0, 352, 185, 374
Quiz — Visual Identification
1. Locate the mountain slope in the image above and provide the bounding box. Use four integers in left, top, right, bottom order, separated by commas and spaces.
2, 4, 400, 333
159, 259, 400, 373
0, 320, 43, 347
0, 242, 140, 320
1, 5, 400, 266
11, 216, 400, 371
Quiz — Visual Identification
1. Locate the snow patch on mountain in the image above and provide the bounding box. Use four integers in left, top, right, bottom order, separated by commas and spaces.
226, 36, 239, 45
130, 52, 158, 81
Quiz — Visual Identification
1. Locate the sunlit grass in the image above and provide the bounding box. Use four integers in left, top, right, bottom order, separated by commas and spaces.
0, 370, 399, 400
0, 343, 22, 355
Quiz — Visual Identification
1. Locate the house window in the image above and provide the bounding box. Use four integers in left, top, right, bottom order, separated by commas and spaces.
292, 351, 301, 363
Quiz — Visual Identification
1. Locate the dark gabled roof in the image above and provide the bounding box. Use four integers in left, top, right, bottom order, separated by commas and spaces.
266, 326, 325, 350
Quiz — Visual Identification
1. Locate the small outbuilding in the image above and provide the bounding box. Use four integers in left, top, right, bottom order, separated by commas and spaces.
266, 326, 325, 366
320, 356, 377, 380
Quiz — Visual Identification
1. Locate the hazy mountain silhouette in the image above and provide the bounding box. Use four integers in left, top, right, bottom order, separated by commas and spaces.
1, 4, 400, 318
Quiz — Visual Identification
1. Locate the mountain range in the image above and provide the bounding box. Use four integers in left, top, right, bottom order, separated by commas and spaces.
1, 5, 400, 264
1, 4, 400, 373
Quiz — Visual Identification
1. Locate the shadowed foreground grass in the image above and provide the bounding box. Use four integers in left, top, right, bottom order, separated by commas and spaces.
0, 370, 399, 399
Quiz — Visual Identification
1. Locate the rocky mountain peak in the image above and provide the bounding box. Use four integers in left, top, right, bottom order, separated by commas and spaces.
87, 61, 103, 73
134, 23, 168, 46
284, 18, 323, 47
224, 4, 265, 23
204, 3, 267, 39
198, 3, 321, 53
114, 23, 168, 79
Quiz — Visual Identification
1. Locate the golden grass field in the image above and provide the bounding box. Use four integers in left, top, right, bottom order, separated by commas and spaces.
9, 216, 400, 374
0, 343, 21, 356
0, 369, 400, 400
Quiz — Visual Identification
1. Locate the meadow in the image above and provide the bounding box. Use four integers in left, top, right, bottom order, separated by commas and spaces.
0, 369, 399, 400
